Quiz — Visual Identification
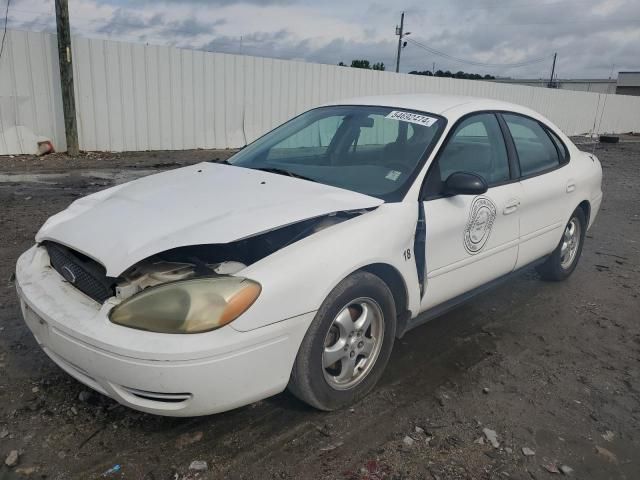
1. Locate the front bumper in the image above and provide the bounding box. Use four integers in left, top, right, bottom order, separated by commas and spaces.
15, 246, 314, 416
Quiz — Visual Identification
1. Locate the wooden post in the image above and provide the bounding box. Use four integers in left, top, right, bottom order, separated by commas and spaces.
395, 12, 404, 73
55, 0, 79, 156
548, 52, 557, 89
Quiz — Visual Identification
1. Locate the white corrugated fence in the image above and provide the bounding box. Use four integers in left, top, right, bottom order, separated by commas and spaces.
1, 28, 639, 155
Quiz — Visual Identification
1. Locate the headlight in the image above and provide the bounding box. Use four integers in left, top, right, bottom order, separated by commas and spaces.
109, 277, 261, 334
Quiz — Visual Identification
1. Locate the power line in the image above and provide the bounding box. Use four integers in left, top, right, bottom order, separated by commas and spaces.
404, 37, 550, 68
411, 0, 609, 14
0, 0, 11, 62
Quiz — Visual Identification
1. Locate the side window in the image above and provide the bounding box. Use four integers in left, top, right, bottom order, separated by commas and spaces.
436, 113, 510, 186
503, 114, 560, 176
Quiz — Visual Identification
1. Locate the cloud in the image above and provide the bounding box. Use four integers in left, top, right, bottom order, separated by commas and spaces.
161, 17, 226, 38
6, 0, 640, 78
397, 0, 640, 77
107, 0, 294, 5
95, 9, 164, 35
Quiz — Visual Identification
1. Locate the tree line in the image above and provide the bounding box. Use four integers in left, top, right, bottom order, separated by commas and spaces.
409, 70, 495, 80
336, 60, 495, 80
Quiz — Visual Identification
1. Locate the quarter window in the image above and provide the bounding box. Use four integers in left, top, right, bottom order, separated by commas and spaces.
546, 128, 569, 164
503, 114, 560, 176
435, 113, 510, 186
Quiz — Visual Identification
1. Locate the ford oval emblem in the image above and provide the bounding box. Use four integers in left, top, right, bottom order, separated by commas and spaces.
61, 265, 77, 284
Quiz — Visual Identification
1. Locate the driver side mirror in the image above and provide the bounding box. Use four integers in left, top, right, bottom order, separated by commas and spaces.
443, 172, 488, 196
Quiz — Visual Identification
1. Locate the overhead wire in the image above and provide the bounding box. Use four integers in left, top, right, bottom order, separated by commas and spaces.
0, 0, 11, 62
404, 37, 550, 68
404, 37, 549, 68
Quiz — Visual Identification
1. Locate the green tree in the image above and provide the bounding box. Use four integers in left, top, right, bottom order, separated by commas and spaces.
350, 59, 372, 69
342, 59, 387, 70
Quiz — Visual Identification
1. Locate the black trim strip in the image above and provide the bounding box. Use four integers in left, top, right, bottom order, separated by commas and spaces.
496, 112, 521, 179
396, 256, 548, 338
414, 201, 426, 297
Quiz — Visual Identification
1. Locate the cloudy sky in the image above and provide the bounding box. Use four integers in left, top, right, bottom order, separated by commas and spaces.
6, 0, 640, 78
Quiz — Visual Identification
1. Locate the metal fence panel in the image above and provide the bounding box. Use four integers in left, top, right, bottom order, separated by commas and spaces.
1, 28, 640, 155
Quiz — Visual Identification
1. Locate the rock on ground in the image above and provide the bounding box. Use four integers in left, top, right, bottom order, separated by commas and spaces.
189, 460, 208, 471
521, 447, 535, 456
482, 428, 499, 448
5, 450, 19, 467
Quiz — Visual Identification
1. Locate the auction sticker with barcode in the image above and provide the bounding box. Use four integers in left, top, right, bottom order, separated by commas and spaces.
386, 110, 438, 127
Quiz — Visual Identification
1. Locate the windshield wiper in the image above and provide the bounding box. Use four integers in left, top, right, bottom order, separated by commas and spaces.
252, 167, 317, 183
208, 158, 231, 164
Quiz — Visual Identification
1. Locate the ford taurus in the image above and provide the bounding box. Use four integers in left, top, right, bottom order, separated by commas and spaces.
15, 94, 603, 416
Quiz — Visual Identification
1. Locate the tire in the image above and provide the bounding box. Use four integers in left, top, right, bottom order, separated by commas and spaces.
536, 207, 587, 281
288, 271, 396, 411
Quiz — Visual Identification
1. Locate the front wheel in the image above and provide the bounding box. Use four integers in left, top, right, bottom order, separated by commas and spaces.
536, 207, 586, 281
288, 271, 396, 411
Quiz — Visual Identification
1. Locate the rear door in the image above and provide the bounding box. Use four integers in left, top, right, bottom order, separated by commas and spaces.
420, 112, 522, 311
500, 113, 572, 268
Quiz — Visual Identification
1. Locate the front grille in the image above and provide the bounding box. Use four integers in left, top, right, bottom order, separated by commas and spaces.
43, 241, 115, 303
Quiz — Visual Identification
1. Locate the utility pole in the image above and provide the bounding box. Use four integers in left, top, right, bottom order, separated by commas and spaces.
548, 52, 557, 89
395, 12, 405, 73
55, 0, 79, 155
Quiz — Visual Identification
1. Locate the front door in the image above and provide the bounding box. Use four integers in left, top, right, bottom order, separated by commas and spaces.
420, 112, 521, 311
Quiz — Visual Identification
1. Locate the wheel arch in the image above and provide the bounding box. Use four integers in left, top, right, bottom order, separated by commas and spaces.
577, 199, 591, 226
358, 263, 410, 328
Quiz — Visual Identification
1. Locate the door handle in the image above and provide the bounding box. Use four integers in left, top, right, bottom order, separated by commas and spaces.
503, 199, 520, 215
566, 182, 576, 193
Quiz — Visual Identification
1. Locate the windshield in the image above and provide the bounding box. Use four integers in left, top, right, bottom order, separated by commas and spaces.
229, 105, 445, 201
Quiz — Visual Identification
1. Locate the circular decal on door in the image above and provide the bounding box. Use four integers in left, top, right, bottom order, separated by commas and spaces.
463, 196, 497, 255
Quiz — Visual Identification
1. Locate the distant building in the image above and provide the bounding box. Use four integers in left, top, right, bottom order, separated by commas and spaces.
489, 77, 617, 94
616, 72, 640, 96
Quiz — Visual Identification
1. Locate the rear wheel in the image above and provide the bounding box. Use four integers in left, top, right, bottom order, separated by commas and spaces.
536, 208, 586, 281
288, 271, 396, 410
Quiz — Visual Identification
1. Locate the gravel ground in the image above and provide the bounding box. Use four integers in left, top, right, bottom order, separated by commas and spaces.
0, 141, 638, 479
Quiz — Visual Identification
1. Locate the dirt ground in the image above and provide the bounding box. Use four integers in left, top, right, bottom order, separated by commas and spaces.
0, 140, 638, 480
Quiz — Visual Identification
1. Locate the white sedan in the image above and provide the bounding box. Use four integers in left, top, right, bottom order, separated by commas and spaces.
15, 94, 603, 416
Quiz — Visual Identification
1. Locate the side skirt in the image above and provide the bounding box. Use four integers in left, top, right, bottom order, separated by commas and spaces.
396, 256, 548, 338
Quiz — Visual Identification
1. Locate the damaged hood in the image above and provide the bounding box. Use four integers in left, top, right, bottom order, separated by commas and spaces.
36, 163, 383, 276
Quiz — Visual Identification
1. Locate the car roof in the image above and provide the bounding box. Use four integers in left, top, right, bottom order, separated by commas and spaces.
324, 93, 545, 122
